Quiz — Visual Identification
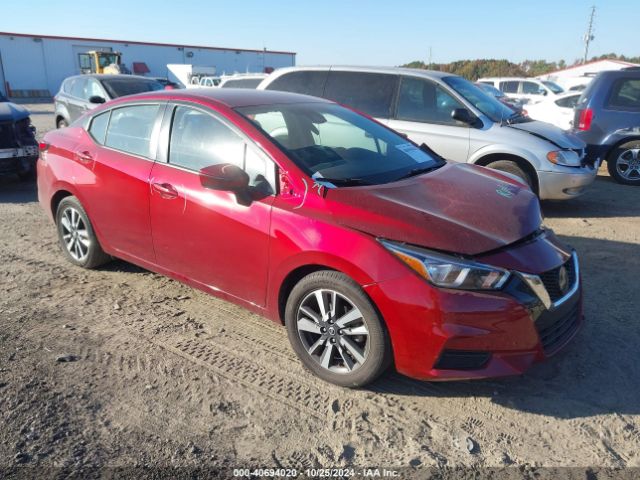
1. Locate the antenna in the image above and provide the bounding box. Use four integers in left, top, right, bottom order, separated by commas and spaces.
583, 6, 596, 64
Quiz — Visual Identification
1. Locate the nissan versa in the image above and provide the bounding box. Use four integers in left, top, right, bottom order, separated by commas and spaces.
37, 89, 583, 387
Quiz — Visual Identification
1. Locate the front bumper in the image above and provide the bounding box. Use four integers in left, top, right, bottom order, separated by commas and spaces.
364, 250, 583, 381
537, 164, 597, 200
0, 146, 38, 176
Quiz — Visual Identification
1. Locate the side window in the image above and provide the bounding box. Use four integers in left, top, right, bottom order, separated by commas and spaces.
607, 79, 640, 110
500, 81, 519, 94
88, 111, 110, 144
105, 104, 159, 158
555, 95, 579, 108
168, 106, 274, 190
324, 72, 397, 118
70, 78, 86, 99
522, 81, 543, 95
265, 70, 328, 97
85, 79, 104, 99
250, 111, 289, 147
396, 76, 465, 125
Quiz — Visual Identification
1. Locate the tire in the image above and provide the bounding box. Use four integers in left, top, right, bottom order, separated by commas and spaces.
285, 270, 391, 387
486, 160, 534, 191
607, 140, 640, 185
55, 196, 111, 269
57, 117, 69, 129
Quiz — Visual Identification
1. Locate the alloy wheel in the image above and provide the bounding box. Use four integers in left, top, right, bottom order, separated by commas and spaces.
60, 206, 90, 262
616, 148, 640, 180
296, 289, 370, 374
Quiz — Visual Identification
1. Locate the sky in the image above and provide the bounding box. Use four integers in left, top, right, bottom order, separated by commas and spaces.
2, 0, 638, 66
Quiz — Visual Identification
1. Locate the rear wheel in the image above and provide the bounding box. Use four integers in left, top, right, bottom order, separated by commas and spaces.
285, 271, 391, 387
486, 160, 534, 191
55, 196, 110, 269
607, 141, 640, 185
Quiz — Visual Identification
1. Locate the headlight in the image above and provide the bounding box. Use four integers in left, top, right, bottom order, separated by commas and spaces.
381, 240, 510, 290
546, 150, 581, 167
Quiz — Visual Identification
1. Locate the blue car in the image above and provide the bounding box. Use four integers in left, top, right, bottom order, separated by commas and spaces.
574, 68, 640, 185
0, 93, 38, 180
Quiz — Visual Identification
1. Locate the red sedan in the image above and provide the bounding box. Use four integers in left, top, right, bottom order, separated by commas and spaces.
37, 89, 583, 387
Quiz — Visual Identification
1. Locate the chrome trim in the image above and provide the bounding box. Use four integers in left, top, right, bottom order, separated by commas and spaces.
519, 252, 579, 310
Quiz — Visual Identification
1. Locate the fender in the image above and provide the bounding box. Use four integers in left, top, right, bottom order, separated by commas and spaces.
54, 103, 71, 124
468, 143, 543, 171
599, 129, 640, 161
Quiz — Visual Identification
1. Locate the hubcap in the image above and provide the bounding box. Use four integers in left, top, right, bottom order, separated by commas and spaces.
616, 148, 640, 180
296, 289, 370, 374
60, 207, 90, 262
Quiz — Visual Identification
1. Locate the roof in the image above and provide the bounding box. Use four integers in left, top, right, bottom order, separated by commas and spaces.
265, 65, 455, 80
65, 74, 157, 81
0, 31, 296, 56
544, 59, 639, 75
126, 88, 330, 108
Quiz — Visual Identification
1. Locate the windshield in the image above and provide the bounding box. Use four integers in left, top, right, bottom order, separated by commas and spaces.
98, 53, 120, 68
221, 78, 263, 89
542, 81, 564, 94
235, 102, 444, 186
443, 76, 516, 122
100, 78, 164, 98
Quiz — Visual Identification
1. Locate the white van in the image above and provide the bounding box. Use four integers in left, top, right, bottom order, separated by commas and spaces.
258, 66, 596, 200
477, 77, 565, 105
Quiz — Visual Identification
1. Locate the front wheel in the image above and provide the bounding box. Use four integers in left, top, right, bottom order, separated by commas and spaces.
607, 141, 640, 185
56, 117, 69, 129
55, 196, 111, 269
486, 160, 535, 192
285, 271, 391, 387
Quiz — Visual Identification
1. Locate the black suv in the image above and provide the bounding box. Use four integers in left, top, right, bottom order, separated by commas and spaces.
0, 93, 38, 180
575, 68, 640, 185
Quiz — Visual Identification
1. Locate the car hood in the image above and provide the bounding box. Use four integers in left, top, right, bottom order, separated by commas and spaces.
507, 120, 584, 149
0, 102, 30, 122
324, 163, 542, 256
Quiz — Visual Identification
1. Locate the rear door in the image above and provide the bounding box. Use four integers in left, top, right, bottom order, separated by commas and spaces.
387, 76, 470, 162
76, 102, 163, 263
148, 103, 276, 305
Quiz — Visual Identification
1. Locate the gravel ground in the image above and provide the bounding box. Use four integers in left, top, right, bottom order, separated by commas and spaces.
1, 103, 639, 478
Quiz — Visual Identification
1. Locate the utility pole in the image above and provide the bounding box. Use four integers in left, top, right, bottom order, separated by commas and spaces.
583, 6, 596, 64
428, 46, 432, 69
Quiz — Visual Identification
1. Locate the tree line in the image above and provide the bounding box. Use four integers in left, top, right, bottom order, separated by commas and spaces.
402, 54, 640, 80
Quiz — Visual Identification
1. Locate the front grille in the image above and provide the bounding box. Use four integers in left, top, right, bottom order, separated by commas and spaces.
535, 301, 580, 354
0, 122, 17, 149
538, 257, 576, 302
434, 350, 491, 370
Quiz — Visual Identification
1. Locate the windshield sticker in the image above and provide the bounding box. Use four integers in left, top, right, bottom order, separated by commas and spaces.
395, 143, 428, 163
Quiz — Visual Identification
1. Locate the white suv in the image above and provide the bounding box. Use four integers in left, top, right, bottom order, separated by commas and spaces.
258, 66, 596, 200
477, 77, 565, 105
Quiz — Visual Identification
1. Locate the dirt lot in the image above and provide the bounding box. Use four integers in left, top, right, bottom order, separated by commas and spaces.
1, 103, 639, 477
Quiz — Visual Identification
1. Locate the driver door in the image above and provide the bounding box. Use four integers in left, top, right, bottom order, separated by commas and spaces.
149, 104, 276, 306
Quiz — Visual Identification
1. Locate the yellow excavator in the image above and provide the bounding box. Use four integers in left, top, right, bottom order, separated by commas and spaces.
78, 51, 123, 75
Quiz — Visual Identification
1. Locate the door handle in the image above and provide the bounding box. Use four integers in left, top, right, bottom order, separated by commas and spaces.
74, 151, 93, 164
151, 182, 179, 199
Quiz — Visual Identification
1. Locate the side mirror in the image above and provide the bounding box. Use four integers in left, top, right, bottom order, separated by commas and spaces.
539, 90, 548, 96
89, 95, 106, 104
199, 163, 249, 191
451, 108, 478, 126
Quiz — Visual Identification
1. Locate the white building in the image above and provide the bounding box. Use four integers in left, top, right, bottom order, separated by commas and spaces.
537, 59, 639, 91
0, 31, 296, 98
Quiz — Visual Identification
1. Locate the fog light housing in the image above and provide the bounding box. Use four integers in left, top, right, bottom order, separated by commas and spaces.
562, 187, 584, 196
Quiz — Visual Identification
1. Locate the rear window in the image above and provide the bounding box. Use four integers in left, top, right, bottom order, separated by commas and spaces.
324, 71, 398, 118
104, 104, 159, 157
607, 78, 640, 110
265, 70, 328, 96
100, 78, 164, 98
221, 78, 263, 89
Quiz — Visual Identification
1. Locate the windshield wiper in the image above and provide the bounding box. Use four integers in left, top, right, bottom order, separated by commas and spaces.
395, 164, 442, 181
314, 177, 371, 187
